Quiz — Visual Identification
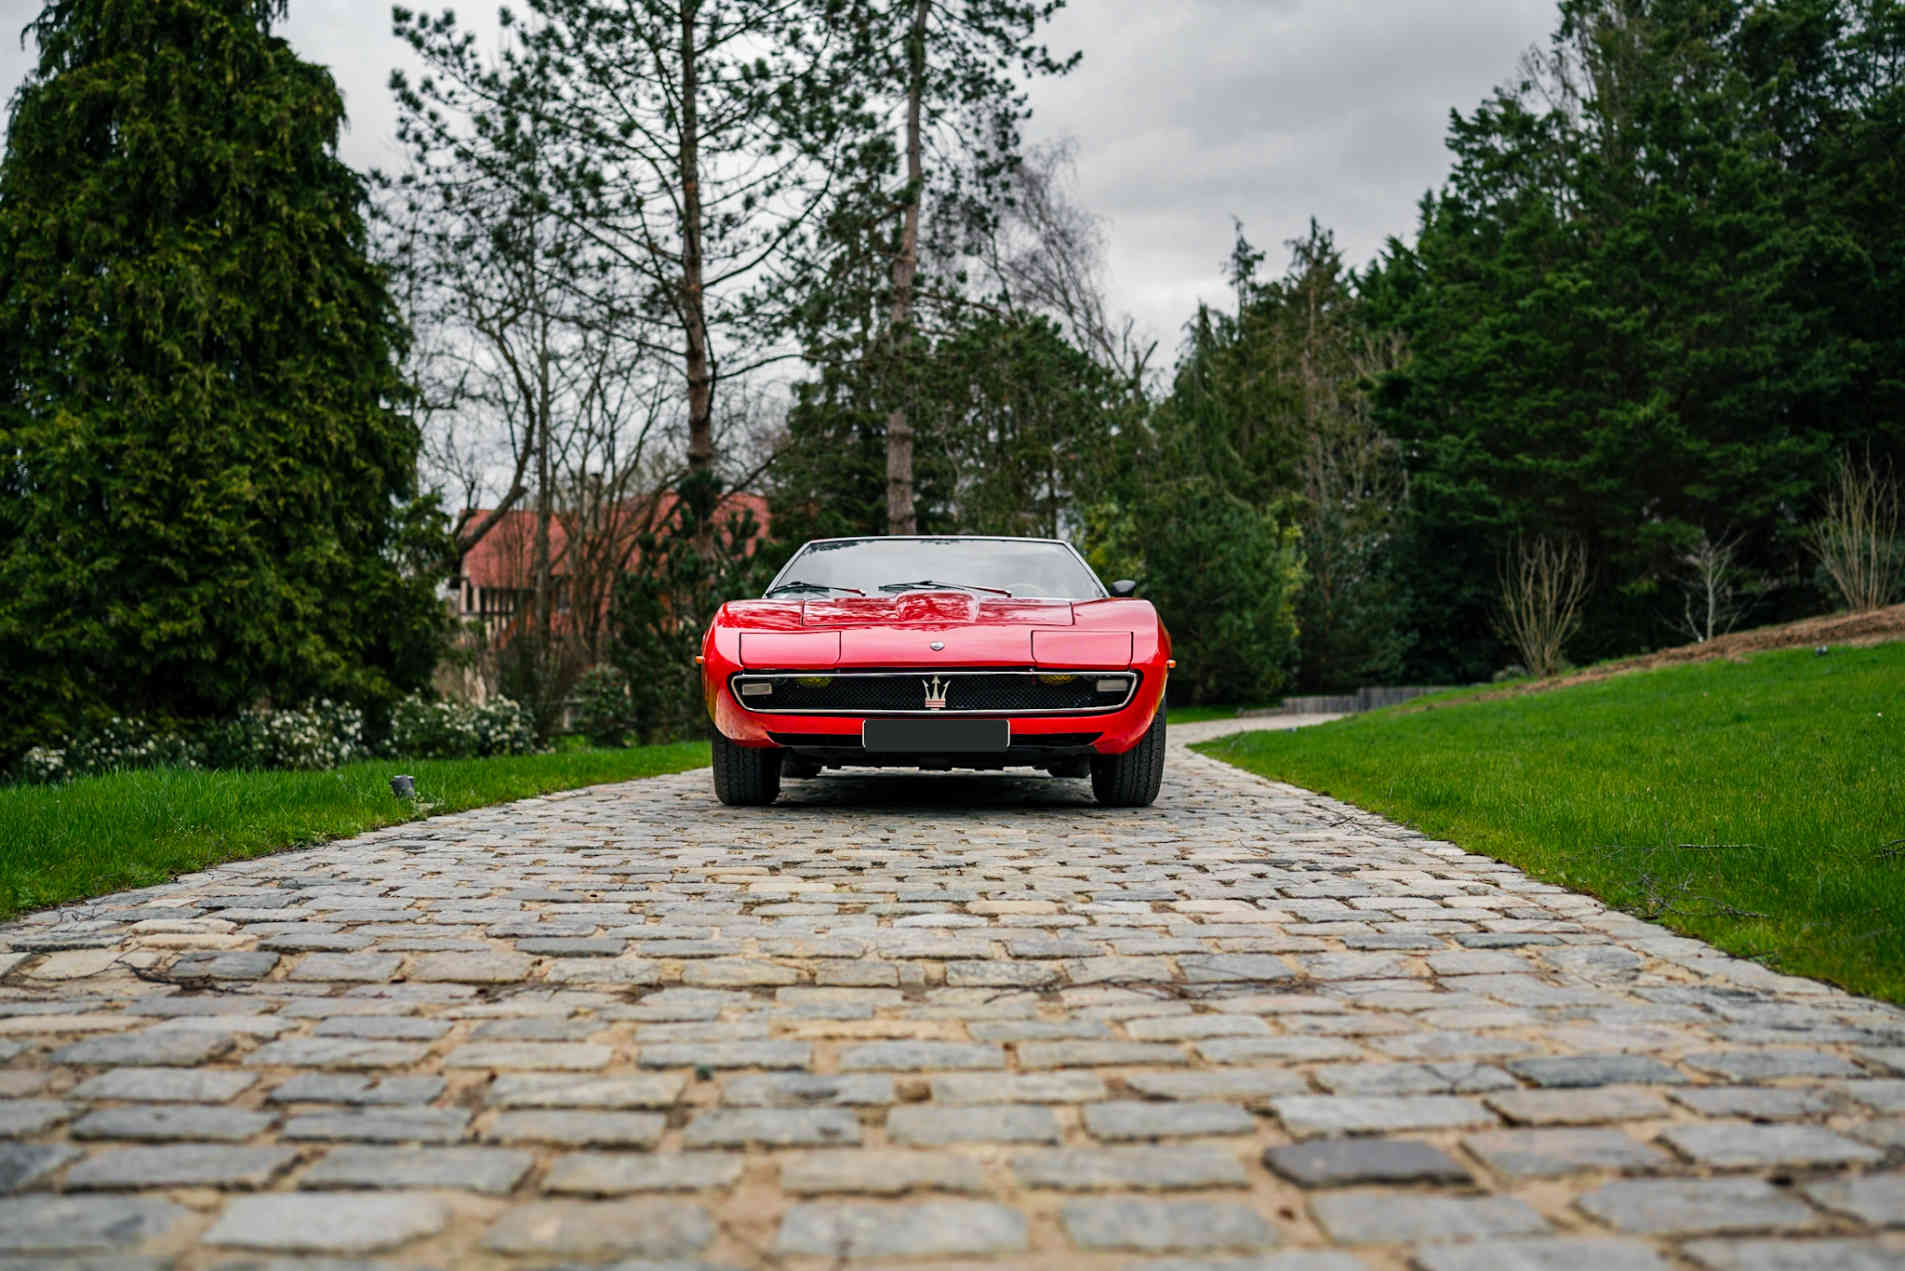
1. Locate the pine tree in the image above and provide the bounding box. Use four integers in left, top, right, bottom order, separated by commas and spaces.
0, 0, 445, 759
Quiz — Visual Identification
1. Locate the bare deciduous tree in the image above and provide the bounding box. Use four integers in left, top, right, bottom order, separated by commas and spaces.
1497, 534, 1591, 678
1675, 529, 1750, 643
978, 140, 1155, 393
1807, 453, 1902, 613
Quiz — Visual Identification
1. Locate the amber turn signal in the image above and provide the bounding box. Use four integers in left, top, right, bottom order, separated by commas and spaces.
1167, 659, 1177, 669
694, 655, 705, 665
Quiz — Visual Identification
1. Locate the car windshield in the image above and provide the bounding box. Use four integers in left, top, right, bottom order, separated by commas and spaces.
769, 538, 1106, 600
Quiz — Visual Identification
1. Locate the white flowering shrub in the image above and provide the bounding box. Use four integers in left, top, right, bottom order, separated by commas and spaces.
63, 716, 205, 776
11, 701, 370, 784
387, 695, 538, 759
17, 745, 69, 784
205, 700, 368, 770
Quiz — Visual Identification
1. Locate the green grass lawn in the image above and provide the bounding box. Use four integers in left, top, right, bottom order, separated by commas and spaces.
0, 742, 709, 920
1194, 644, 1905, 1003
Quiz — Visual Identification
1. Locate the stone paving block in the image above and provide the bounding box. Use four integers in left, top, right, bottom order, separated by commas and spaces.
1798, 1173, 1905, 1226
1669, 1087, 1839, 1120
946, 960, 1062, 987
639, 1041, 811, 1069
1262, 1138, 1470, 1187
1310, 1192, 1550, 1243
682, 1107, 861, 1147
245, 1039, 432, 1069
682, 958, 803, 986
1683, 1050, 1864, 1081
286, 952, 403, 982
486, 1072, 684, 1108
485, 1108, 664, 1146
1485, 1087, 1673, 1125
1062, 1197, 1278, 1251
1010, 1146, 1249, 1190
1575, 1178, 1821, 1234
310, 1016, 450, 1040
889, 1103, 1063, 1144
54, 1029, 235, 1067
932, 1071, 1107, 1103
776, 1200, 1028, 1258
1661, 1123, 1883, 1169
1271, 1094, 1498, 1138
300, 1145, 534, 1193
69, 1066, 257, 1103
1083, 1100, 1257, 1139
0, 1195, 189, 1253
483, 1204, 708, 1265
1506, 1054, 1687, 1087
839, 1041, 1004, 1070
64, 1144, 298, 1189
1682, 1237, 1905, 1270
544, 1151, 745, 1194
0, 1142, 81, 1192
780, 1150, 989, 1195
721, 1072, 892, 1106
70, 1104, 274, 1141
1315, 1061, 1515, 1095
1126, 1014, 1274, 1041
1463, 1128, 1673, 1177
1414, 1237, 1673, 1270
205, 1193, 450, 1254
1017, 1040, 1188, 1069
267, 1074, 445, 1104
281, 1106, 472, 1143
165, 950, 280, 980
407, 950, 537, 983
1840, 1080, 1905, 1113
0, 1099, 70, 1135
1179, 954, 1301, 983
442, 1042, 611, 1070
1197, 1036, 1367, 1063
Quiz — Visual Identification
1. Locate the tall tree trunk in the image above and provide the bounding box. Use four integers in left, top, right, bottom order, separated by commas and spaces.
678, 1, 715, 550
884, 0, 929, 535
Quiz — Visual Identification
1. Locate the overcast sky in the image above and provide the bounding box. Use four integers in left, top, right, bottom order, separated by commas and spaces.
2, 0, 1557, 360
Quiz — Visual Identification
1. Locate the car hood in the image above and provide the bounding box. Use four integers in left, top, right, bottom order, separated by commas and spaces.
721, 595, 1150, 669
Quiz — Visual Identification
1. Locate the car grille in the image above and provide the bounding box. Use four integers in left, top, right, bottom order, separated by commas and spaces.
733, 670, 1137, 715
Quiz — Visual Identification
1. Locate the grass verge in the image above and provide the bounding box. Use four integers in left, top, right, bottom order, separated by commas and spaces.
1194, 644, 1905, 1003
0, 742, 710, 920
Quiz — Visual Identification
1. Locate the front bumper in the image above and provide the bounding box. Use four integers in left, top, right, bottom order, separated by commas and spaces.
705, 661, 1167, 764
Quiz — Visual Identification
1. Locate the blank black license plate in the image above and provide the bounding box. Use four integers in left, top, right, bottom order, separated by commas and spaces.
861, 718, 1010, 752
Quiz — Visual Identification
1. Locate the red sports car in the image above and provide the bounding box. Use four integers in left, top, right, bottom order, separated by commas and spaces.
700, 535, 1172, 807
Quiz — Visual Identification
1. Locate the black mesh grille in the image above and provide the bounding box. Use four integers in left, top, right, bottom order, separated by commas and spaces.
735, 671, 1135, 714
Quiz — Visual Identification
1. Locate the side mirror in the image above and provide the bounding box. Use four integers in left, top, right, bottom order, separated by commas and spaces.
1109, 579, 1139, 597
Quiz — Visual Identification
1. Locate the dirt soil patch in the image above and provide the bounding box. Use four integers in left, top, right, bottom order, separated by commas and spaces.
1424, 603, 1905, 706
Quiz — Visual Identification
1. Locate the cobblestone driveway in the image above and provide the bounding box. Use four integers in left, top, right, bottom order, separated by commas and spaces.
2, 716, 1902, 1270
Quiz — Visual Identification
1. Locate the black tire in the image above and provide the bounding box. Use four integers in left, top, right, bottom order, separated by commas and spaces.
1090, 709, 1166, 807
712, 732, 782, 806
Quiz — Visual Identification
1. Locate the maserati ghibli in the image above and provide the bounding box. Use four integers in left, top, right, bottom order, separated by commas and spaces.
699, 536, 1172, 807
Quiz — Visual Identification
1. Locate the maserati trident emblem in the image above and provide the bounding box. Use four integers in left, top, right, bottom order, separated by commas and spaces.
929, 641, 945, 651
923, 675, 950, 710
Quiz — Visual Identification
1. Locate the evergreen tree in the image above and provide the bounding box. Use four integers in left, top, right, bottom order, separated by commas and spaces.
1371, 0, 1905, 681
0, 0, 445, 759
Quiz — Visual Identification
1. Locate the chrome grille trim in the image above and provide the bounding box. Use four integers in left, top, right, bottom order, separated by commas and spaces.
730, 669, 1139, 716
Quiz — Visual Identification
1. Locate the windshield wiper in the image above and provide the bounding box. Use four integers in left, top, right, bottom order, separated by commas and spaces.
877, 579, 1013, 596
766, 580, 865, 597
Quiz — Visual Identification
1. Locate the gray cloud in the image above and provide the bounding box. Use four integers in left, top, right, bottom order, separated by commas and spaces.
3, 0, 1557, 363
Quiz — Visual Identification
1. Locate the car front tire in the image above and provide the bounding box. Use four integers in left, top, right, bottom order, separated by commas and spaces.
712, 732, 782, 806
1090, 709, 1166, 807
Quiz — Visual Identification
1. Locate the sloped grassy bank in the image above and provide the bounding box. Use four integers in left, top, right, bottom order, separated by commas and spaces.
0, 742, 709, 919
1196, 644, 1905, 1003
